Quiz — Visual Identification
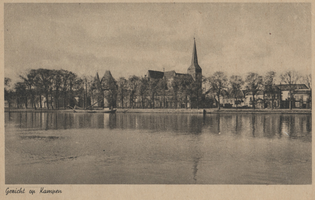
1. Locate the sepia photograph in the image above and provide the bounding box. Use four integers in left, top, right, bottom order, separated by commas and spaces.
3, 2, 312, 189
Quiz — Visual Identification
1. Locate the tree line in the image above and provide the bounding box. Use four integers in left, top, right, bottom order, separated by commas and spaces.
116, 74, 202, 109
5, 69, 82, 109
204, 71, 311, 109
4, 68, 311, 110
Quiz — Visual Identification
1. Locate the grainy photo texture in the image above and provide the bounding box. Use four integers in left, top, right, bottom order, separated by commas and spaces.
4, 3, 311, 184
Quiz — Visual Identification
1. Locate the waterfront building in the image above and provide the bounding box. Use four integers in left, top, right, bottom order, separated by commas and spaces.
242, 84, 311, 109
263, 85, 281, 109
91, 71, 118, 108
276, 84, 311, 109
220, 89, 245, 108
143, 38, 203, 108
243, 91, 265, 109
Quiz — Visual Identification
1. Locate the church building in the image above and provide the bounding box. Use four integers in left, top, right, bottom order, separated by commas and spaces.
145, 38, 203, 108
148, 38, 202, 84
92, 38, 204, 109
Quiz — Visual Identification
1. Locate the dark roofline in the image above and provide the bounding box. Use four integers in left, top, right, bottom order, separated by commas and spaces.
175, 73, 189, 76
276, 84, 308, 90
147, 70, 164, 79
277, 84, 307, 86
148, 70, 164, 73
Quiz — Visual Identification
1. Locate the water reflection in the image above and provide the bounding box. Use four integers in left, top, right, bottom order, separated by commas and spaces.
5, 112, 118, 130
190, 136, 203, 183
5, 112, 312, 184
5, 112, 311, 140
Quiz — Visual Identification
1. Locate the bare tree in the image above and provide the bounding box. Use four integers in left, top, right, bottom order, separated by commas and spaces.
5, 77, 14, 108
58, 70, 75, 109
177, 76, 193, 109
263, 71, 276, 109
20, 70, 37, 109
148, 78, 160, 109
280, 71, 300, 110
245, 72, 263, 109
35, 69, 54, 109
303, 73, 311, 90
302, 73, 311, 108
187, 79, 201, 109
229, 75, 244, 107
117, 77, 128, 108
171, 77, 181, 109
80, 75, 94, 109
14, 82, 27, 108
128, 76, 140, 108
157, 78, 167, 108
137, 77, 149, 108
51, 70, 63, 109
206, 71, 228, 110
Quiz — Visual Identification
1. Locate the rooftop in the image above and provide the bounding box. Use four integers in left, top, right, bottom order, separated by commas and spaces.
147, 70, 164, 79
276, 84, 308, 91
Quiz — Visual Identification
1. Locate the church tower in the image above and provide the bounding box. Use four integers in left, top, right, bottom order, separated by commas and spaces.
187, 38, 202, 82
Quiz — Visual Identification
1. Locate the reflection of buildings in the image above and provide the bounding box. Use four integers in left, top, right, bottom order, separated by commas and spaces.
261, 115, 280, 137
202, 113, 311, 138
187, 115, 204, 134
186, 132, 203, 183
115, 114, 203, 134
192, 150, 202, 183
233, 115, 241, 133
5, 112, 117, 130
5, 112, 312, 140
207, 114, 221, 134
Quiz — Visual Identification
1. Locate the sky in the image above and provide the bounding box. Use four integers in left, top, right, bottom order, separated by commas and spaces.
4, 3, 312, 84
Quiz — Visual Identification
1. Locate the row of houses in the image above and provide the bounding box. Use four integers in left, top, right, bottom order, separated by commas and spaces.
113, 83, 311, 109
5, 83, 311, 109
220, 84, 311, 109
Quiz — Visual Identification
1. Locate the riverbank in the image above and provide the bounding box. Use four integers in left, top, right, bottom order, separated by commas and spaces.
205, 108, 311, 114
116, 108, 311, 114
4, 107, 311, 114
4, 108, 73, 113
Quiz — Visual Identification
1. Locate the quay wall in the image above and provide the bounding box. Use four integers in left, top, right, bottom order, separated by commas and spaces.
115, 108, 311, 114
4, 108, 311, 114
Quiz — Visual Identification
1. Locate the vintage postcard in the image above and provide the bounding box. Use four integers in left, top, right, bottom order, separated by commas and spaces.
1, 1, 314, 199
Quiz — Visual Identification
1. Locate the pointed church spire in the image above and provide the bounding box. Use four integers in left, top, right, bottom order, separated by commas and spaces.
187, 38, 202, 80
191, 37, 198, 66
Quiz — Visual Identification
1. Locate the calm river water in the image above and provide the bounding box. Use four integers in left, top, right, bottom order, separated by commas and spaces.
5, 112, 311, 184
